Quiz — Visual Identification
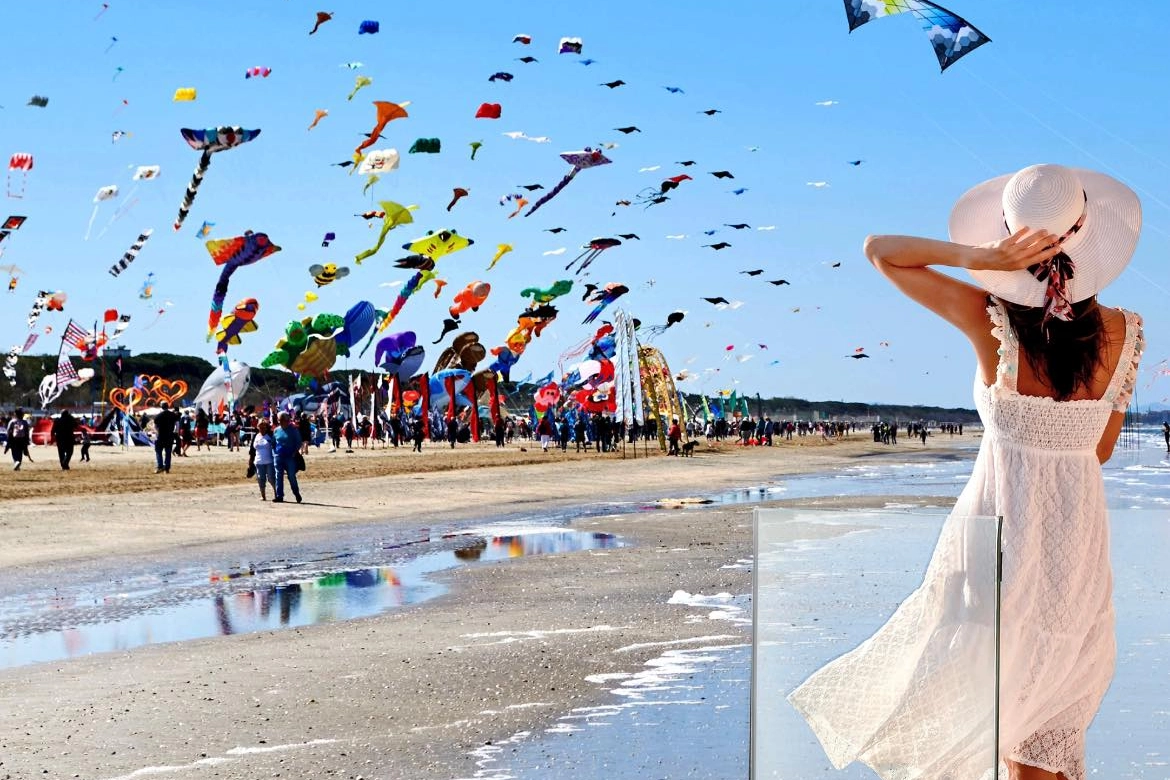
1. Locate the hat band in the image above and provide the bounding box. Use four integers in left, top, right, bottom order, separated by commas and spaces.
1003, 191, 1087, 324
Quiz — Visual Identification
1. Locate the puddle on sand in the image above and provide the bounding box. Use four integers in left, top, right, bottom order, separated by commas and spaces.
0, 529, 620, 671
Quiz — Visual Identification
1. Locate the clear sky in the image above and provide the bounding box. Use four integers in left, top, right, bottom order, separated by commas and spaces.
1, 1, 1166, 409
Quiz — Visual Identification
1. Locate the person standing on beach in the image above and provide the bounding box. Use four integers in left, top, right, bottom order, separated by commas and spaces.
153, 402, 178, 474
536, 413, 553, 452
5, 409, 32, 470
273, 411, 302, 503
251, 419, 277, 500
52, 409, 78, 470
79, 427, 91, 462
1163, 421, 1169, 452
411, 417, 425, 452
667, 418, 682, 456
919, 425, 927, 446
789, 164, 1145, 780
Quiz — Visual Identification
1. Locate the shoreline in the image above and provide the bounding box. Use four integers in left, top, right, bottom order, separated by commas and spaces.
0, 441, 977, 779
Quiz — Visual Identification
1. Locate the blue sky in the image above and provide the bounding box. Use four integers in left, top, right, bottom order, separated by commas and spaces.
1, 1, 1167, 408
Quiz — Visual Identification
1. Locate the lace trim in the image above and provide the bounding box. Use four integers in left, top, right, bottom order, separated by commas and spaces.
986, 298, 1017, 391
1107, 310, 1143, 413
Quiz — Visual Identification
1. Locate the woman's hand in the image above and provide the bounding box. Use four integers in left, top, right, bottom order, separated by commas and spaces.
968, 227, 1061, 272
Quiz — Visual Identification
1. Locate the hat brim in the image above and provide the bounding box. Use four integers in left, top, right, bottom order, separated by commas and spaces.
948, 168, 1141, 306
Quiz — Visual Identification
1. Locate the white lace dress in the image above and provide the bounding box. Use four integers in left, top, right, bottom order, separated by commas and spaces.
788, 299, 1144, 780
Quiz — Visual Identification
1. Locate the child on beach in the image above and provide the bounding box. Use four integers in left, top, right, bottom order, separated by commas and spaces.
79, 428, 91, 462
789, 164, 1144, 780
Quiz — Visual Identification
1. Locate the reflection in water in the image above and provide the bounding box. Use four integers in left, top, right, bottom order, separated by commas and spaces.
0, 530, 621, 670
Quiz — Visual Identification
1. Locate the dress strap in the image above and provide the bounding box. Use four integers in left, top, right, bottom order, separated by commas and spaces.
986, 297, 1018, 392
1105, 309, 1144, 413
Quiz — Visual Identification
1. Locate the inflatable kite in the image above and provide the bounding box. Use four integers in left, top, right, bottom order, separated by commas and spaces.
215, 298, 259, 352
108, 228, 153, 277
354, 201, 416, 264
408, 138, 441, 154
262, 312, 347, 382
449, 281, 490, 320
347, 75, 373, 101
309, 11, 332, 34
843, 0, 990, 71
487, 243, 513, 271
582, 283, 629, 324
374, 331, 425, 380
524, 148, 611, 217
357, 148, 399, 175
355, 101, 409, 157
205, 231, 280, 339
174, 127, 261, 231
520, 280, 572, 303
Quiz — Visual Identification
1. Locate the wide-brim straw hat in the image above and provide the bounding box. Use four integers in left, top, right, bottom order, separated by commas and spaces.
948, 164, 1141, 306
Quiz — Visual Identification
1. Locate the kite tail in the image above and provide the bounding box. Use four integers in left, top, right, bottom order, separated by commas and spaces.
174, 150, 213, 231
524, 167, 579, 217
582, 302, 605, 325
84, 204, 99, 241
355, 220, 393, 265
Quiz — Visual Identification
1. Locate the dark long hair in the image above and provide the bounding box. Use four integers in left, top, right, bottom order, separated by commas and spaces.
1001, 297, 1104, 401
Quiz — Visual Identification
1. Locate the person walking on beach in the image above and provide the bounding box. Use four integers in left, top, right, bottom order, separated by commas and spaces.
273, 411, 302, 503
4, 409, 32, 470
667, 418, 682, 456
789, 164, 1144, 780
52, 409, 78, 470
153, 402, 178, 474
1163, 421, 1169, 452
536, 413, 554, 452
411, 418, 425, 452
79, 427, 91, 462
250, 419, 277, 500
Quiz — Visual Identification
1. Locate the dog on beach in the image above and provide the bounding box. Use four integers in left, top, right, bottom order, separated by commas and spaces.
680, 441, 697, 457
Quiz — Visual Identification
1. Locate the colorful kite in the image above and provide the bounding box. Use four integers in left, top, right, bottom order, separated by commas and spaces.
469, 141, 483, 160
409, 138, 441, 154
139, 272, 155, 299
558, 37, 583, 54
475, 102, 502, 119
215, 298, 259, 352
567, 237, 621, 274
358, 20, 380, 34
173, 127, 261, 231
354, 201, 416, 264
583, 283, 628, 324
85, 184, 119, 239
524, 148, 611, 216
244, 66, 272, 79
195, 220, 215, 238
7, 154, 33, 198
843, 0, 990, 71
357, 148, 400, 175
448, 187, 469, 211
308, 109, 329, 130
375, 331, 425, 380
108, 228, 153, 277
310, 11, 333, 34
173, 87, 197, 101
450, 281, 490, 319
520, 280, 573, 303
487, 243, 512, 271
205, 231, 280, 339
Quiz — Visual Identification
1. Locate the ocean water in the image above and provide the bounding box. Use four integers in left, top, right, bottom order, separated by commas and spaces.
474, 431, 1170, 779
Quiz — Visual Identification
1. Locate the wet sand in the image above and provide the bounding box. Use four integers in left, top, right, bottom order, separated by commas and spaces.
0, 438, 973, 779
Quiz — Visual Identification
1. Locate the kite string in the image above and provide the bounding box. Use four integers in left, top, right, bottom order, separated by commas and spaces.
961, 66, 1170, 218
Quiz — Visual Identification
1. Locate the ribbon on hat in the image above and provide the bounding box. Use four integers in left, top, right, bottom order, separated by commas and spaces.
1008, 191, 1087, 326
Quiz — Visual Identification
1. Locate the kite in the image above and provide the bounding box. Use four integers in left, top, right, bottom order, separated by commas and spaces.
704, 242, 731, 250
617, 233, 640, 240
449, 281, 490, 319
489, 72, 513, 82
28, 96, 49, 107
309, 11, 332, 34
710, 170, 734, 179
195, 220, 215, 238
769, 279, 790, 286
1, 264, 22, 292
601, 80, 625, 89
726, 223, 751, 230
7, 153, 33, 198
516, 56, 538, 64
368, 230, 474, 339
700, 109, 722, 116
500, 193, 528, 218
433, 318, 459, 344
109, 229, 153, 277
341, 61, 364, 69
731, 188, 749, 195
205, 230, 281, 339
849, 352, 871, 359
173, 88, 197, 101
409, 138, 441, 154
643, 310, 686, 338
132, 165, 160, 180
402, 229, 473, 261
321, 232, 336, 247
703, 296, 729, 306
524, 148, 612, 217
215, 298, 259, 352
354, 201, 416, 264
740, 269, 763, 276
513, 33, 532, 44
262, 312, 346, 381
579, 58, 597, 65
355, 101, 409, 157
558, 37, 583, 54
564, 237, 620, 275
173, 126, 261, 231
469, 141, 483, 160
448, 187, 469, 211
111, 130, 129, 143
347, 75, 373, 101
357, 148, 400, 176
244, 67, 272, 79
545, 227, 566, 234
309, 263, 350, 287
520, 280, 572, 303
582, 284, 628, 324
85, 184, 118, 239
46, 291, 66, 312
358, 20, 379, 34
375, 331, 426, 380
807, 181, 830, 188
614, 126, 641, 134
139, 272, 155, 299
475, 102, 502, 119
664, 86, 685, 94
487, 243, 512, 271
308, 109, 328, 130
815, 99, 840, 106
848, 159, 864, 166
842, 0, 990, 71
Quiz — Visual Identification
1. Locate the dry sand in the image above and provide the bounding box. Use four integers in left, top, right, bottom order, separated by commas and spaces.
0, 436, 973, 779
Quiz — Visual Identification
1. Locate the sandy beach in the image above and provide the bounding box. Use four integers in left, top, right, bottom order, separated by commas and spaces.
0, 437, 973, 779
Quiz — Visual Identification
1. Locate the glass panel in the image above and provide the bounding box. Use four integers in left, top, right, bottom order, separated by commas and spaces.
751, 508, 1002, 780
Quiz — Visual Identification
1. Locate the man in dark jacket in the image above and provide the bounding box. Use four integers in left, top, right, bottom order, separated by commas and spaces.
153, 402, 179, 473
52, 409, 78, 470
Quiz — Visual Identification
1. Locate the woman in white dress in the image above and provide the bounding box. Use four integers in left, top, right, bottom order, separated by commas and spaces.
788, 164, 1144, 780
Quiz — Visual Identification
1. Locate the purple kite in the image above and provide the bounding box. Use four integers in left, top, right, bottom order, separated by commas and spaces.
524, 148, 612, 217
